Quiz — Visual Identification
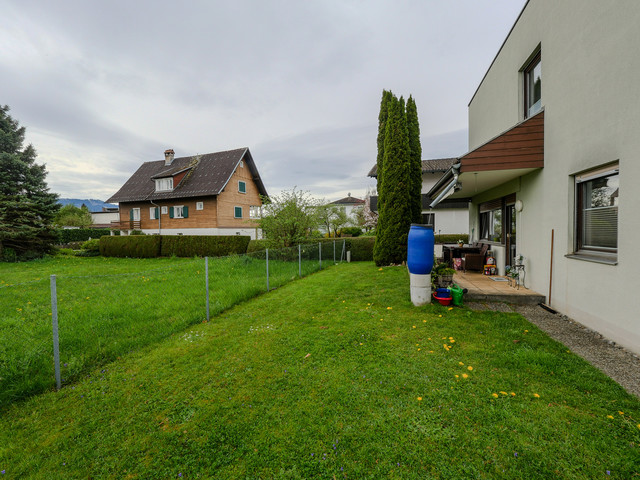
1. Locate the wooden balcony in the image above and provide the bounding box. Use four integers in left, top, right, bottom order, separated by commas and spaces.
110, 220, 141, 231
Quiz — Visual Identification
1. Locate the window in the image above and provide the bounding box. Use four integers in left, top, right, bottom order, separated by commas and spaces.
149, 207, 159, 220
575, 164, 619, 256
238, 181, 246, 193
170, 205, 189, 219
250, 205, 261, 219
155, 177, 173, 192
130, 208, 140, 222
524, 51, 542, 118
234, 206, 243, 218
479, 199, 503, 243
421, 213, 435, 228
239, 160, 244, 168
161, 206, 168, 214
196, 201, 204, 211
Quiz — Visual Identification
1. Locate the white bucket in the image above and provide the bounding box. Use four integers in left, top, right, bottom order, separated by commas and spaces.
410, 273, 431, 306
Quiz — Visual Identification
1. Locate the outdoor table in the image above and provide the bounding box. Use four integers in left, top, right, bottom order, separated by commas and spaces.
443, 244, 481, 265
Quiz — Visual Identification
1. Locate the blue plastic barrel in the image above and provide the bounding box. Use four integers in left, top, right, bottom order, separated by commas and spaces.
407, 224, 435, 275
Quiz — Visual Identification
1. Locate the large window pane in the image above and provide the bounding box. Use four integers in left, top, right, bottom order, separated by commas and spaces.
578, 171, 618, 251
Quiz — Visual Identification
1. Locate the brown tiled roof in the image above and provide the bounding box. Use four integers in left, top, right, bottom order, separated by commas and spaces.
367, 157, 458, 177
329, 196, 365, 205
107, 148, 268, 203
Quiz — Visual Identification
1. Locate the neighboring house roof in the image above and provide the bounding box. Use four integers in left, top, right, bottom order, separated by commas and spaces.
367, 158, 458, 177
329, 194, 365, 206
107, 147, 268, 203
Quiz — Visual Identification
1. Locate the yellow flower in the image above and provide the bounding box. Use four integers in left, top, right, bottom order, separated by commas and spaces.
378, 268, 383, 271
417, 397, 422, 401
492, 393, 499, 398
450, 339, 455, 343
524, 329, 529, 333
500, 391, 508, 396
412, 326, 416, 329
467, 366, 473, 371
423, 320, 427, 323
459, 362, 464, 366
359, 343, 363, 345
417, 348, 421, 351
462, 373, 469, 379
428, 338, 431, 340
447, 307, 453, 311
455, 374, 459, 378
533, 393, 540, 398
637, 424, 640, 430
510, 392, 516, 396
607, 415, 614, 419
387, 307, 392, 310
438, 315, 442, 318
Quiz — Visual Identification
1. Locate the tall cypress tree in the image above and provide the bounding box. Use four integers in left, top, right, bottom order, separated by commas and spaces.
0, 105, 59, 259
374, 95, 412, 265
406, 95, 423, 224
375, 90, 393, 202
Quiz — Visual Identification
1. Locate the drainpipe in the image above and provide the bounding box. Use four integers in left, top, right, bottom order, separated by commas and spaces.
150, 200, 161, 235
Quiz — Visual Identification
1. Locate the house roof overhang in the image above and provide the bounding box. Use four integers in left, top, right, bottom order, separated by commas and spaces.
427, 110, 544, 206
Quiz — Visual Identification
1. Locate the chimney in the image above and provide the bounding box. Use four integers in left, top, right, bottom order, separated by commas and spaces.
164, 149, 175, 166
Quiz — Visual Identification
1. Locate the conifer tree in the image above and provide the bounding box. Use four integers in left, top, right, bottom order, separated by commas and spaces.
406, 95, 423, 224
0, 105, 59, 259
375, 90, 393, 203
374, 95, 412, 265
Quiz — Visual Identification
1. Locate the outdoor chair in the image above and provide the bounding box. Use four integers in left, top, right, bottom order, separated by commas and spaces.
463, 244, 488, 272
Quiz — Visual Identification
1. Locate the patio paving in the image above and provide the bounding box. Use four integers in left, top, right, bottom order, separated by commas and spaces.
452, 270, 546, 305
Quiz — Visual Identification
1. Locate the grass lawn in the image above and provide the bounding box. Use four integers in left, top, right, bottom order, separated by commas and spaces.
1, 262, 639, 478
0, 249, 326, 406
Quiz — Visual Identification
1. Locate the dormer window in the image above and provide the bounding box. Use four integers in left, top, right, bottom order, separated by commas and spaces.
155, 177, 173, 192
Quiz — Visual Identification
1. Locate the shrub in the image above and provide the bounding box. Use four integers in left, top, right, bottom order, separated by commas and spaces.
99, 235, 161, 258
56, 248, 76, 256
247, 239, 269, 253
56, 228, 111, 244
160, 235, 250, 258
78, 238, 101, 256
346, 237, 375, 261
341, 227, 362, 237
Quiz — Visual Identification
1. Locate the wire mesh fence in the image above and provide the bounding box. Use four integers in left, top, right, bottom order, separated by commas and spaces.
0, 241, 345, 407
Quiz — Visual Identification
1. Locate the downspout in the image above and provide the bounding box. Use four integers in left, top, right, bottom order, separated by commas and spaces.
150, 200, 161, 235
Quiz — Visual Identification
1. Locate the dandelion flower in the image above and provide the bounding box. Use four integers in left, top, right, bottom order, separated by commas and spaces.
359, 343, 363, 345
450, 339, 455, 343
417, 348, 421, 351
387, 307, 392, 310
447, 307, 453, 311
455, 374, 459, 378
378, 268, 383, 271
637, 424, 640, 430
618, 411, 624, 415
533, 393, 540, 398
438, 315, 442, 318
462, 373, 469, 379
510, 392, 516, 396
607, 415, 614, 419
492, 393, 499, 398
423, 320, 427, 323
500, 391, 508, 396
467, 366, 473, 371
412, 325, 416, 329
428, 338, 431, 340
417, 397, 422, 401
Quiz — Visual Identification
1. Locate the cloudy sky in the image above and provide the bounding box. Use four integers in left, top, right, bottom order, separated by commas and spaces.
1, 0, 525, 204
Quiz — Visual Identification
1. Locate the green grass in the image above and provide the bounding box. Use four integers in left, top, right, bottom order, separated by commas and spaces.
0, 262, 639, 478
0, 247, 328, 406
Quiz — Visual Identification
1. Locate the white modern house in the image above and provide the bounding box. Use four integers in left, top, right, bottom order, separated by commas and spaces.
427, 0, 640, 354
369, 158, 469, 235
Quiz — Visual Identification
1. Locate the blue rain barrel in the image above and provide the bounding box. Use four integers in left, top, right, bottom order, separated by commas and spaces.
407, 224, 435, 275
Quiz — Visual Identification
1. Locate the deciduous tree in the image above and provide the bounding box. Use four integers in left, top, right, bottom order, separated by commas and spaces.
258, 188, 319, 247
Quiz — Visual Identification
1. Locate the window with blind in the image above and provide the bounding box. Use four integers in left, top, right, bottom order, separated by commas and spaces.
576, 165, 619, 255
479, 198, 503, 243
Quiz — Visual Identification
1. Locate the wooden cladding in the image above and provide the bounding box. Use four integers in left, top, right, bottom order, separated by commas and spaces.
460, 111, 544, 173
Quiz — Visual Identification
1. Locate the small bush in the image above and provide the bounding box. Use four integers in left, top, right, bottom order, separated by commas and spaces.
56, 248, 76, 256
100, 235, 161, 258
130, 230, 145, 236
341, 227, 362, 237
81, 238, 100, 252
160, 235, 250, 257
247, 239, 269, 253
434, 234, 469, 244
346, 237, 375, 261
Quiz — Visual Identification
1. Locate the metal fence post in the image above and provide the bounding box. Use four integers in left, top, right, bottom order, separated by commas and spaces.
205, 257, 210, 322
266, 248, 270, 291
298, 244, 302, 277
50, 275, 61, 391
319, 242, 322, 269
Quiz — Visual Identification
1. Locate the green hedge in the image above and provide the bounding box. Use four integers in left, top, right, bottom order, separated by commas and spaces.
99, 236, 161, 258
434, 234, 469, 244
160, 235, 250, 257
346, 237, 375, 261
57, 228, 111, 244
247, 239, 269, 253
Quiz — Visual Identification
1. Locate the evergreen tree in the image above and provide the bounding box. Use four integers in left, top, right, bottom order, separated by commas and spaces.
406, 95, 423, 224
374, 95, 412, 265
0, 105, 59, 259
375, 90, 393, 204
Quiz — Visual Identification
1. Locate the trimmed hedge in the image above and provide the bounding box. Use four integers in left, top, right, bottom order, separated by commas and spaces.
435, 234, 468, 244
57, 228, 112, 244
160, 235, 250, 257
99, 236, 161, 258
346, 237, 375, 261
247, 239, 269, 253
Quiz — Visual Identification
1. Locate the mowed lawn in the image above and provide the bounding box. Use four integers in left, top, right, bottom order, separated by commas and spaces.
1, 262, 639, 479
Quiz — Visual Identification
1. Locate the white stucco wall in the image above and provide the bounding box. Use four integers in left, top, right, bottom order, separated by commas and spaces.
468, 0, 640, 353
422, 172, 469, 235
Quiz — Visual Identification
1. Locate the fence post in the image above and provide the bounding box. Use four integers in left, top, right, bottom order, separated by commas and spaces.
319, 242, 322, 269
299, 244, 302, 277
50, 275, 61, 391
342, 239, 346, 262
266, 248, 270, 292
333, 240, 336, 264
205, 257, 210, 322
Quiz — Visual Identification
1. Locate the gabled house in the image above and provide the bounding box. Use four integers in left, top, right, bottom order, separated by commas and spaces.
427, 0, 640, 354
107, 148, 268, 238
368, 158, 469, 235
328, 193, 365, 219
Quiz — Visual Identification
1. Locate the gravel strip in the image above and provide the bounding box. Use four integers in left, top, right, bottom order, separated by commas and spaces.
466, 301, 640, 399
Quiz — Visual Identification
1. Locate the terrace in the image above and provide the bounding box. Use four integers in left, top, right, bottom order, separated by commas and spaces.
453, 270, 545, 305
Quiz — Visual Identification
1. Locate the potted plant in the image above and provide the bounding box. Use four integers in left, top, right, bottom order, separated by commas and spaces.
457, 238, 464, 247
432, 262, 456, 288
